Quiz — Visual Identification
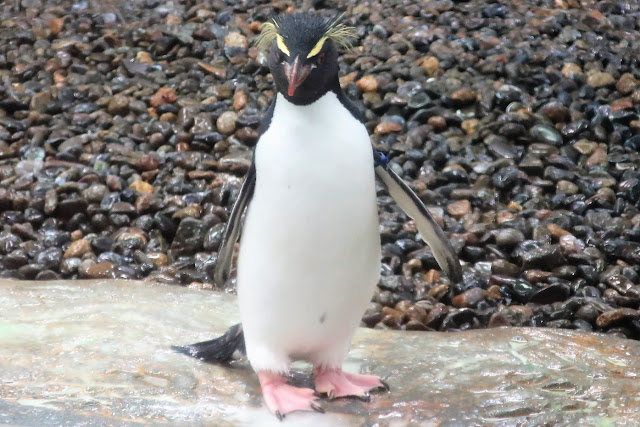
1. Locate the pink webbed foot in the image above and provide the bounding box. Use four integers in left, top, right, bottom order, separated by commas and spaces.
258, 371, 324, 420
313, 367, 390, 401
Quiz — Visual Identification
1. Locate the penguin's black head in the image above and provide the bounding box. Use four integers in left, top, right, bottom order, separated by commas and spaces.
257, 13, 355, 105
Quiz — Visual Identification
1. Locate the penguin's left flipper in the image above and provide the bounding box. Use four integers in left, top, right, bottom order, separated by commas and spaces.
213, 159, 256, 287
374, 151, 463, 283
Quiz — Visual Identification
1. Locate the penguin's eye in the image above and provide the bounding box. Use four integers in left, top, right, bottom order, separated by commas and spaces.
275, 49, 286, 63
316, 52, 327, 65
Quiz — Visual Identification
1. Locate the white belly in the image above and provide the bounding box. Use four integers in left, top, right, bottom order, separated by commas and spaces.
237, 93, 380, 371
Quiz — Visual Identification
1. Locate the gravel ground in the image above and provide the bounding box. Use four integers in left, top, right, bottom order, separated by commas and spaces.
1, 0, 640, 339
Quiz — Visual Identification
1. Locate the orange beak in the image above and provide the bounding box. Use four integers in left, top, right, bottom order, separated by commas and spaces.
283, 56, 312, 97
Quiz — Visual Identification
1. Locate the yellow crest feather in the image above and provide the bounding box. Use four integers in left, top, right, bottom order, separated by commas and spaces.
323, 17, 357, 51
255, 14, 357, 57
276, 35, 290, 56
307, 36, 328, 58
255, 21, 279, 51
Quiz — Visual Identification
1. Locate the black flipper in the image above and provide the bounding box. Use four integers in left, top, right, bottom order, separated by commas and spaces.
172, 323, 246, 363
374, 151, 463, 283
213, 161, 256, 287
175, 104, 276, 362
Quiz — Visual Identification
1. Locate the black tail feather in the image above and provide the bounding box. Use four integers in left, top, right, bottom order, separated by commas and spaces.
172, 323, 246, 364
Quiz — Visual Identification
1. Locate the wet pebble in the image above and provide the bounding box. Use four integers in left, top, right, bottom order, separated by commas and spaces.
587, 72, 615, 88
596, 309, 640, 329
170, 218, 208, 255
0, 0, 639, 341
217, 111, 238, 135
64, 239, 92, 258
451, 287, 485, 308
528, 284, 571, 304
495, 229, 525, 248
530, 125, 563, 146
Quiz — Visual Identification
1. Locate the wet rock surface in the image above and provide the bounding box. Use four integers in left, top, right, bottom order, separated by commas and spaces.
1, 0, 640, 342
2, 279, 640, 426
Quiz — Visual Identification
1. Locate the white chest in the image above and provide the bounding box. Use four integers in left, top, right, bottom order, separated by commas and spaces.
237, 92, 381, 361
254, 92, 373, 193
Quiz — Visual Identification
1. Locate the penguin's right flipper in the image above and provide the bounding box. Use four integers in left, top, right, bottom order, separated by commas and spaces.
213, 160, 256, 287
172, 323, 246, 363
374, 151, 463, 283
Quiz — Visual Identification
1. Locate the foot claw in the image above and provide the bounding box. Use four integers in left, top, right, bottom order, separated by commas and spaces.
258, 371, 319, 419
311, 402, 325, 413
380, 379, 391, 391
314, 368, 387, 401
358, 393, 371, 402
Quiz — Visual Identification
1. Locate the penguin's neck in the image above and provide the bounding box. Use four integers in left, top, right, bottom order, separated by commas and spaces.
266, 89, 365, 154
274, 82, 364, 124
275, 91, 340, 117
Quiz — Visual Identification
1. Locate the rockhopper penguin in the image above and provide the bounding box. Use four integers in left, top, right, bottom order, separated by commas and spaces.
174, 13, 463, 419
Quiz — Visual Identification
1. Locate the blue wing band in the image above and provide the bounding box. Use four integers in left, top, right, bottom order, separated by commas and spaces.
373, 150, 389, 167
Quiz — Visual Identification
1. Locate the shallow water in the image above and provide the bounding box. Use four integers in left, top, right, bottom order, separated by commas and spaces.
1, 279, 639, 426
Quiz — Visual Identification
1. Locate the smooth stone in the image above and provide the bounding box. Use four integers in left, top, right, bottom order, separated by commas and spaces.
218, 151, 252, 174
562, 63, 582, 78
524, 270, 552, 284
216, 111, 237, 135
150, 87, 177, 108
530, 124, 562, 146
130, 180, 154, 194
528, 283, 571, 304
107, 95, 129, 116
572, 140, 597, 155
63, 239, 92, 258
3, 250, 29, 269
495, 228, 525, 248
146, 252, 168, 267
2, 280, 640, 424
491, 259, 521, 277
521, 245, 564, 270
557, 180, 579, 195
43, 189, 57, 214
202, 223, 226, 252
56, 198, 88, 217
81, 184, 109, 203
375, 122, 403, 135
357, 76, 378, 93
60, 258, 81, 275
421, 56, 439, 76
29, 90, 51, 113
191, 113, 215, 134
575, 304, 599, 324
0, 232, 21, 255
519, 154, 544, 175
451, 88, 476, 106
540, 102, 571, 123
447, 200, 471, 219
34, 248, 62, 270
488, 312, 511, 328
596, 308, 640, 329
451, 287, 485, 308
587, 72, 615, 88
83, 261, 114, 279
135, 193, 162, 212
224, 32, 248, 48
170, 218, 208, 255
617, 73, 638, 95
